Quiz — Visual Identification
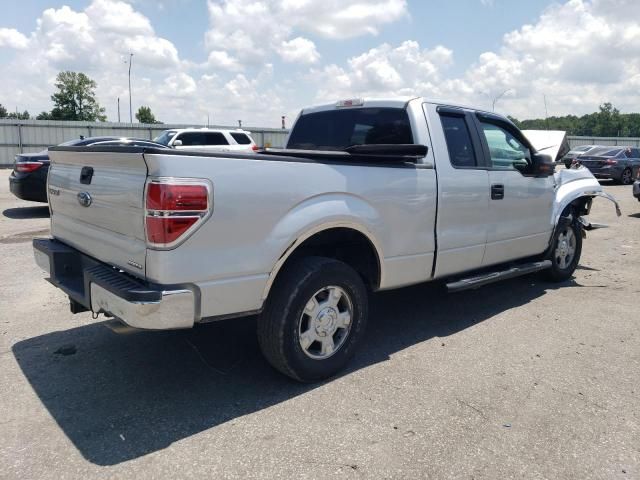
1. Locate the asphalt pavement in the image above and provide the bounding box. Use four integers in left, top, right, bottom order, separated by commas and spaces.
0, 169, 638, 479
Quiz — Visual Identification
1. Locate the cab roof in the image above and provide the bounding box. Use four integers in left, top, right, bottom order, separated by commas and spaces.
300, 97, 484, 115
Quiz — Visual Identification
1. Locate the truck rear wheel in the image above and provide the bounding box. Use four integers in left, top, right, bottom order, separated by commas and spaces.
545, 217, 582, 282
258, 256, 368, 382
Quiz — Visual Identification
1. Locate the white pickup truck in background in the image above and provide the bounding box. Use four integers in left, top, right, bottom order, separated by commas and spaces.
33, 97, 620, 382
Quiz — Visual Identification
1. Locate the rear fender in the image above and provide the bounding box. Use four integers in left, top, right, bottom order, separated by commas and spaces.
260, 193, 385, 300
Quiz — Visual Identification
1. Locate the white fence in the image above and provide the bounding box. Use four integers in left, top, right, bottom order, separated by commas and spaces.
567, 136, 640, 149
0, 119, 290, 166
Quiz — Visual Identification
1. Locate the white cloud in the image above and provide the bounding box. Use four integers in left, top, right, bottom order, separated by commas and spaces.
277, 37, 320, 64
311, 41, 453, 101
204, 0, 407, 63
2, 0, 640, 128
0, 28, 29, 49
206, 50, 244, 71
458, 0, 640, 117
310, 0, 640, 119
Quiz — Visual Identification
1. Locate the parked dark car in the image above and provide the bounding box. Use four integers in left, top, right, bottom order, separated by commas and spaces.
9, 137, 168, 202
561, 144, 599, 168
576, 146, 640, 184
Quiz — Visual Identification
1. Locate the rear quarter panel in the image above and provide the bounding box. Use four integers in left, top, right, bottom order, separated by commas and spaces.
143, 153, 437, 317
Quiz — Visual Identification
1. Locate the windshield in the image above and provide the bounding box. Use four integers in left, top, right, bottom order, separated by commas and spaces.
153, 130, 177, 146
287, 107, 413, 151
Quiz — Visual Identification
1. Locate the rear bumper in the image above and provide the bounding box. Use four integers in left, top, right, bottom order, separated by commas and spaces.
33, 238, 196, 330
9, 171, 48, 202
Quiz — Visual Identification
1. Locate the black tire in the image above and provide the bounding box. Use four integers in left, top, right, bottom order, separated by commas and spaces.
257, 256, 368, 382
620, 168, 633, 185
544, 216, 583, 282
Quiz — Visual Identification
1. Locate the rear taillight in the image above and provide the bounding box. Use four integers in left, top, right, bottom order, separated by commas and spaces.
604, 159, 618, 165
251, 144, 260, 152
16, 161, 43, 173
145, 179, 212, 248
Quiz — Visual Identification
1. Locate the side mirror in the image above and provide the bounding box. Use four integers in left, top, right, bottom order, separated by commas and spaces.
173, 139, 183, 147
531, 152, 554, 177
512, 158, 529, 173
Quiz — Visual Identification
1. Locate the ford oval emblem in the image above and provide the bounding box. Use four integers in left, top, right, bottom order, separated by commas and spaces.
77, 191, 92, 207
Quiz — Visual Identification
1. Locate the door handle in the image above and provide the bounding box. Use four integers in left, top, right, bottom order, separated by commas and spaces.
491, 184, 504, 200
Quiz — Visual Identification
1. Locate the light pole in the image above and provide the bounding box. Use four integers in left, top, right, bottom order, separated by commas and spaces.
117, 97, 120, 123
492, 89, 512, 112
128, 53, 133, 123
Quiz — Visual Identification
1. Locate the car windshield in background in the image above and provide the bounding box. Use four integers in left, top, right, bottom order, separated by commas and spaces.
574, 145, 593, 152
287, 107, 413, 151
586, 147, 622, 157
153, 130, 177, 146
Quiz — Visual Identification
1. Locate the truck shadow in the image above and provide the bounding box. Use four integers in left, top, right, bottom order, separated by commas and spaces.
13, 275, 575, 466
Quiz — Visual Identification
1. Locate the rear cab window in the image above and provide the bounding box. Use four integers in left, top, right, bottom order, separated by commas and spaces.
287, 107, 413, 151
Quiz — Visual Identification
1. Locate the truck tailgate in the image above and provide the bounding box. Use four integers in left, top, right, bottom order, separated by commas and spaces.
47, 149, 148, 277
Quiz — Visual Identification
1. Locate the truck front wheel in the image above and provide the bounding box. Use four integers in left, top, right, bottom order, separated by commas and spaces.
545, 217, 582, 282
258, 256, 368, 382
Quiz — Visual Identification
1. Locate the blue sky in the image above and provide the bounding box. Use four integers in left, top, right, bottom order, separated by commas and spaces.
1, 0, 639, 126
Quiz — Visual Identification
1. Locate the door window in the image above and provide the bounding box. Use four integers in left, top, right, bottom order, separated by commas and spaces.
175, 132, 206, 146
204, 132, 229, 145
230, 132, 251, 144
479, 122, 531, 170
440, 115, 478, 167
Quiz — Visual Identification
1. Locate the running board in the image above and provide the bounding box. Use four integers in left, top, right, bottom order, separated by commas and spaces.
446, 260, 552, 293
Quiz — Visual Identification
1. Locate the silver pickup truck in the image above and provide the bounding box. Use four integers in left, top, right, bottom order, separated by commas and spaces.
33, 97, 620, 382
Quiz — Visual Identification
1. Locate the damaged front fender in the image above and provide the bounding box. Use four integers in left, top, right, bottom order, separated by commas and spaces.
552, 167, 621, 226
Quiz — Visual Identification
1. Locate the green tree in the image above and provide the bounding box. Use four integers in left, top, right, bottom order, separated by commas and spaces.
0, 104, 7, 118
6, 110, 30, 120
36, 111, 53, 120
135, 105, 161, 124
49, 71, 106, 121
511, 103, 640, 137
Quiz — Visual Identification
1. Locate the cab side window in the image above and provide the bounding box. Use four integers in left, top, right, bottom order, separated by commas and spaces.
204, 132, 229, 145
440, 115, 477, 168
479, 122, 531, 170
176, 132, 206, 146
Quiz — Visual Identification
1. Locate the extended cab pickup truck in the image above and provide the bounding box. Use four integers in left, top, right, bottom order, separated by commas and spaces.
33, 97, 620, 382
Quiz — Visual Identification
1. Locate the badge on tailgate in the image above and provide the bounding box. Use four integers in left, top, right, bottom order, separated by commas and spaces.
77, 191, 92, 207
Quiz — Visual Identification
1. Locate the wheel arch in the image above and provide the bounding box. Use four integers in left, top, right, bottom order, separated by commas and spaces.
262, 222, 384, 301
